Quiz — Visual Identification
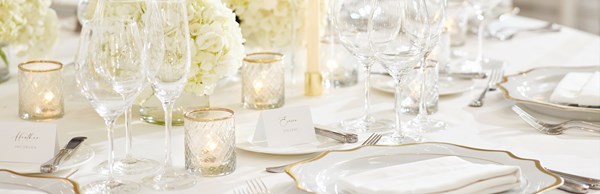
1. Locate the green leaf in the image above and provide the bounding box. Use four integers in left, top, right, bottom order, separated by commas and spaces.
0, 49, 8, 66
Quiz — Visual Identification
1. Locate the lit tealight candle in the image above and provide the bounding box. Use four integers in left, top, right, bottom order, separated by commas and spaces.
242, 52, 285, 110
18, 60, 64, 121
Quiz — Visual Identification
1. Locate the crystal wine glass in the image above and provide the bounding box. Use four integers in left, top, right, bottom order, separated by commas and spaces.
404, 0, 448, 132
332, 0, 393, 133
94, 0, 161, 176
462, 0, 502, 72
141, 0, 196, 190
368, 0, 427, 144
76, 18, 146, 194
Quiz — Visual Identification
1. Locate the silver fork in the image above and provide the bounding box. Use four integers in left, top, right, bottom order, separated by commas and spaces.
234, 178, 271, 194
264, 133, 382, 173
511, 105, 600, 135
469, 67, 504, 107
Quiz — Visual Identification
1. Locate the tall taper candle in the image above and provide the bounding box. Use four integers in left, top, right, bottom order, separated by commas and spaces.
305, 0, 323, 96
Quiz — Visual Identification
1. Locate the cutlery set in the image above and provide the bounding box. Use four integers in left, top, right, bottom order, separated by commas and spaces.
40, 137, 87, 174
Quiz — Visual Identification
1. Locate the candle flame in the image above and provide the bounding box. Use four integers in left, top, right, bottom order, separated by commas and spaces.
253, 81, 264, 93
43, 92, 55, 103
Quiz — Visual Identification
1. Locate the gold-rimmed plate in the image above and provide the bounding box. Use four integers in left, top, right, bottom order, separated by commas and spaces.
497, 66, 600, 121
0, 169, 80, 194
285, 142, 561, 194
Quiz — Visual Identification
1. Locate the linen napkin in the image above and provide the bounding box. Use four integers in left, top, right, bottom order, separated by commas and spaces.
549, 72, 600, 107
336, 156, 521, 194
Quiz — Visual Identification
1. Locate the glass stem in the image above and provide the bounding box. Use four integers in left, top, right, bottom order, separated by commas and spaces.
363, 62, 372, 121
393, 79, 403, 138
162, 101, 174, 169
105, 119, 117, 182
476, 14, 485, 63
124, 106, 133, 159
417, 57, 428, 119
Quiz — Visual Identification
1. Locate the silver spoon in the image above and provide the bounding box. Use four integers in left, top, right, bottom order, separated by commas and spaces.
494, 22, 561, 41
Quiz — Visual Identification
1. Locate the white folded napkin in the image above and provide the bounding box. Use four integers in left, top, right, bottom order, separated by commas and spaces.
337, 156, 521, 194
550, 71, 600, 107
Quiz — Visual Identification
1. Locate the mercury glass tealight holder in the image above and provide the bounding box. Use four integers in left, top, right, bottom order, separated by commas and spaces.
184, 108, 236, 177
242, 52, 285, 109
18, 60, 64, 121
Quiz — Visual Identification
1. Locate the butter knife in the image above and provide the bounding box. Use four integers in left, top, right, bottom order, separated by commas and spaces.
314, 125, 358, 143
40, 136, 87, 173
559, 178, 590, 194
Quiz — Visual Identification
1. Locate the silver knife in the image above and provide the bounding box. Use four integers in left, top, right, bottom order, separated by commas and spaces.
314, 125, 358, 143
560, 178, 590, 193
40, 136, 87, 173
548, 168, 600, 190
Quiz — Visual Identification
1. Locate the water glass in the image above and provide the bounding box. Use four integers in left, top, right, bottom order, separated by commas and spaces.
400, 60, 439, 115
242, 52, 285, 109
18, 60, 64, 120
184, 108, 236, 176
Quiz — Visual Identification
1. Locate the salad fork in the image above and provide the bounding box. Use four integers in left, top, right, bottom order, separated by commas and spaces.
234, 178, 271, 194
469, 66, 504, 107
264, 133, 382, 173
511, 105, 600, 135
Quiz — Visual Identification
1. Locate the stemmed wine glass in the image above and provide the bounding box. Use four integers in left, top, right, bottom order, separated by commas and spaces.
462, 0, 502, 72
368, 0, 428, 143
332, 0, 393, 133
141, 0, 196, 190
404, 0, 448, 132
76, 18, 146, 194
94, 0, 161, 176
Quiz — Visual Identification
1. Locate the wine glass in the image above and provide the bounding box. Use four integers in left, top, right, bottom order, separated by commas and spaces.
404, 0, 448, 132
76, 18, 146, 194
332, 0, 393, 133
368, 0, 427, 144
462, 0, 502, 72
142, 0, 197, 190
94, 0, 161, 176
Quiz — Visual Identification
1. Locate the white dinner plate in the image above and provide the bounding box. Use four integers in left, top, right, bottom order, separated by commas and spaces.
235, 127, 361, 155
372, 75, 475, 96
0, 144, 95, 174
0, 169, 79, 194
498, 66, 600, 121
286, 142, 562, 194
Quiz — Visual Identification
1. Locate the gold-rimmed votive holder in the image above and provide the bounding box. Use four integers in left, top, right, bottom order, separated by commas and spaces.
184, 108, 236, 176
242, 52, 285, 110
18, 60, 64, 121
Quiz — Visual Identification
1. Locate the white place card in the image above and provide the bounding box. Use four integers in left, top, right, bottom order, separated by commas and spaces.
252, 106, 317, 147
0, 122, 58, 164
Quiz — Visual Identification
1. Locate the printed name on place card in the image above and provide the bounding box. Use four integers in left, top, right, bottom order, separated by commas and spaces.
0, 122, 58, 164
252, 106, 317, 147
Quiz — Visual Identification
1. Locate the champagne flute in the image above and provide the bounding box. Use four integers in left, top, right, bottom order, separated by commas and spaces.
76, 18, 146, 194
462, 0, 502, 72
369, 0, 427, 144
142, 0, 196, 190
332, 0, 393, 133
94, 0, 161, 176
405, 0, 448, 132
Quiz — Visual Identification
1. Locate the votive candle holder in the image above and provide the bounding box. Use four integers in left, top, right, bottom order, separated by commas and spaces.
242, 52, 285, 109
18, 60, 64, 121
184, 108, 236, 176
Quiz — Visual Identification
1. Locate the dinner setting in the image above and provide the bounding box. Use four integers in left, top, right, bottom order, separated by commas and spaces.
0, 0, 598, 193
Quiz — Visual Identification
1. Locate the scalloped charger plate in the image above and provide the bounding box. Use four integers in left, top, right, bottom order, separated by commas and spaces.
285, 142, 562, 194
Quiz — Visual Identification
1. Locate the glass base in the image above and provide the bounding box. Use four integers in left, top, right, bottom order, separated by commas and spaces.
142, 168, 196, 191
96, 157, 160, 176
378, 132, 423, 145
82, 179, 140, 194
340, 116, 393, 133
405, 115, 447, 133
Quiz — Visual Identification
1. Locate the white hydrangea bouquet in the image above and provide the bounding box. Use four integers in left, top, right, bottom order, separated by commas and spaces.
185, 0, 245, 95
0, 0, 59, 60
222, 0, 308, 50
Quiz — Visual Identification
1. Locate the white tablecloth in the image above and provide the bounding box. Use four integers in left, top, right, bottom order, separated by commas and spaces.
1, 16, 599, 194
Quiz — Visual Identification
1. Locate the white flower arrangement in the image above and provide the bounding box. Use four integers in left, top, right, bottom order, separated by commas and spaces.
84, 0, 245, 96
222, 0, 308, 50
185, 0, 245, 95
0, 0, 59, 58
